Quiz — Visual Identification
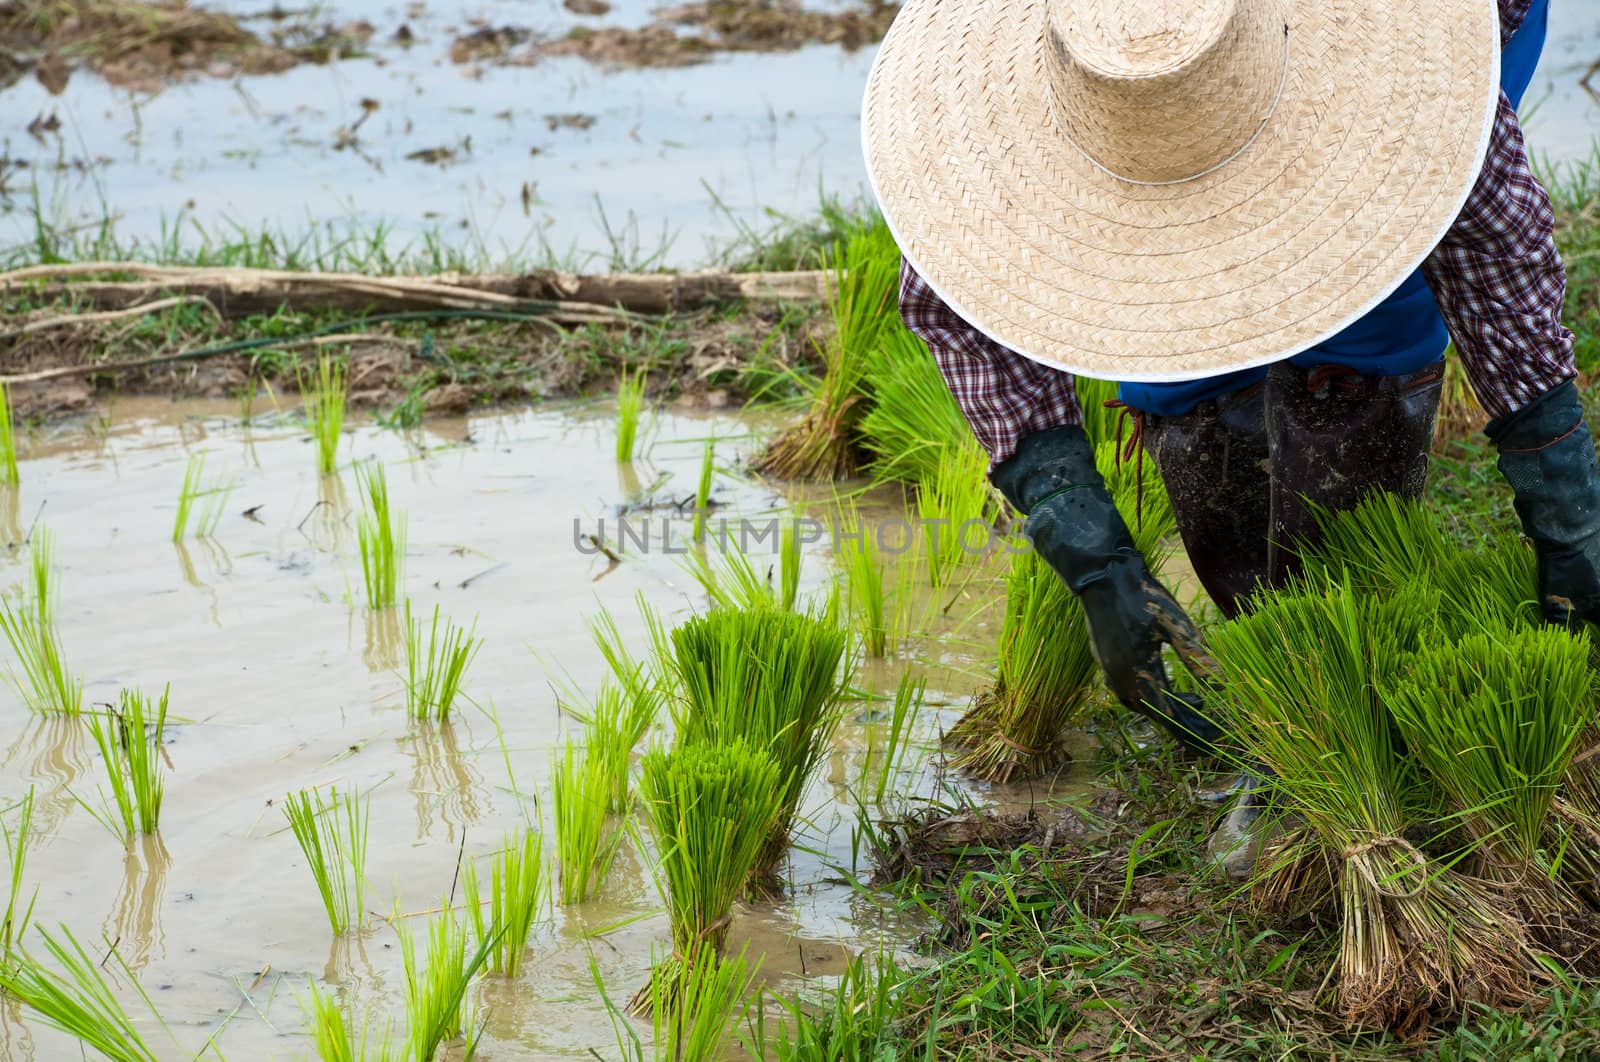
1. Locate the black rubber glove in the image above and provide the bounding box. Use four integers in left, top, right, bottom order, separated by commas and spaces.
991, 425, 1225, 756
1487, 378, 1600, 629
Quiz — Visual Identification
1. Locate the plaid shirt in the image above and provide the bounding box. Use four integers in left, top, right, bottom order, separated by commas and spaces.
901, 0, 1574, 465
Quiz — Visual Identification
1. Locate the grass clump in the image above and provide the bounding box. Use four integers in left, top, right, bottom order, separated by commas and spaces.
307, 981, 402, 1062
635, 741, 782, 1008
171, 453, 234, 540
586, 679, 659, 813
945, 441, 1173, 781
356, 460, 406, 610
284, 785, 370, 935
84, 687, 169, 839
616, 366, 648, 462
403, 602, 481, 722
551, 739, 628, 904
0, 381, 19, 486
303, 355, 348, 476
0, 925, 172, 1062
463, 828, 548, 977
602, 945, 760, 1062
660, 605, 848, 879
0, 528, 82, 715
400, 907, 496, 1062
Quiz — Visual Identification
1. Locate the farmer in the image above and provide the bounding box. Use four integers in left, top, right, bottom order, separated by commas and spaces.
863, 0, 1590, 862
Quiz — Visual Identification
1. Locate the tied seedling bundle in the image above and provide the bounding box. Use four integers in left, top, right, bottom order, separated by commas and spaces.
1211, 494, 1600, 1030
656, 605, 847, 885
945, 439, 1175, 782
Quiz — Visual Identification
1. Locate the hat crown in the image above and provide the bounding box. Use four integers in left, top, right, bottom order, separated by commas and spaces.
1046, 0, 1287, 183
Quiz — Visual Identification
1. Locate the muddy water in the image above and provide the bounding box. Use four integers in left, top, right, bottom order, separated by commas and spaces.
2, 1, 1596, 267
0, 396, 1098, 1059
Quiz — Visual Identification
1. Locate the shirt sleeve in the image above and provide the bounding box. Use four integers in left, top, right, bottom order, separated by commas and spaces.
1421, 91, 1575, 420
898, 258, 1082, 466
1499, 0, 1534, 43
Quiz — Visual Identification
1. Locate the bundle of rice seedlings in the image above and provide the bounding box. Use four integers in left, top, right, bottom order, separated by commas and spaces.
307, 981, 402, 1062
586, 679, 658, 813
1297, 493, 1453, 593
463, 828, 548, 977
594, 945, 760, 1062
945, 440, 1173, 781
2, 788, 37, 954
857, 324, 971, 486
302, 355, 348, 476
616, 366, 648, 463
659, 605, 848, 877
356, 460, 406, 610
551, 739, 627, 904
1387, 628, 1594, 929
403, 602, 481, 722
1213, 579, 1539, 1028
915, 439, 996, 588
400, 907, 496, 1062
634, 741, 782, 1010
171, 453, 235, 541
754, 221, 900, 480
0, 925, 173, 1062
0, 528, 82, 715
84, 687, 169, 839
0, 381, 19, 486
284, 785, 370, 935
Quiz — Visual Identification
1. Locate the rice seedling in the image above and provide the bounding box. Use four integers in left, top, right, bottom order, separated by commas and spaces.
462, 827, 548, 977
840, 513, 888, 657
0, 528, 82, 715
945, 440, 1172, 781
915, 438, 995, 587
1212, 577, 1540, 1028
685, 517, 809, 611
284, 785, 370, 935
307, 980, 403, 1062
857, 324, 972, 486
399, 906, 496, 1062
754, 220, 901, 480
779, 517, 803, 610
356, 460, 406, 610
302, 355, 348, 476
749, 952, 903, 1061
403, 602, 481, 722
635, 741, 782, 1009
693, 437, 716, 542
659, 605, 848, 878
590, 603, 664, 716
84, 687, 169, 839
0, 381, 20, 486
551, 739, 628, 904
0, 925, 173, 1062
867, 672, 926, 806
2, 788, 37, 953
586, 679, 658, 813
616, 366, 649, 462
1387, 627, 1592, 890
171, 453, 235, 541
594, 945, 761, 1062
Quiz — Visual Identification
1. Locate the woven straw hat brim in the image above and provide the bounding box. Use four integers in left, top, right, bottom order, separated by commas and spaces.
863, 0, 1501, 382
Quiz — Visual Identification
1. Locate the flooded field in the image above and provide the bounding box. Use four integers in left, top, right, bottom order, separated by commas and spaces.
0, 395, 1098, 1058
0, 0, 1595, 267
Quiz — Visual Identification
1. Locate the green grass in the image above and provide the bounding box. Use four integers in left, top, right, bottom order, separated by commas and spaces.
551, 739, 627, 905
0, 381, 20, 486
284, 785, 370, 935
0, 528, 82, 715
84, 686, 169, 839
403, 602, 481, 722
616, 366, 648, 462
356, 460, 406, 610
300, 355, 348, 476
171, 452, 234, 540
399, 906, 496, 1062
463, 828, 548, 977
2, 788, 37, 953
307, 980, 402, 1062
0, 924, 173, 1062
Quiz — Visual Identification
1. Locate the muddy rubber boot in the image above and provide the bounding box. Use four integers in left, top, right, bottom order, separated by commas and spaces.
1144, 384, 1271, 618
1263, 361, 1445, 586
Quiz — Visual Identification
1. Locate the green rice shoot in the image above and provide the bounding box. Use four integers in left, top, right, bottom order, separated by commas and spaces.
307, 979, 402, 1062
171, 453, 235, 541
868, 672, 926, 806
551, 739, 628, 905
284, 785, 371, 935
403, 601, 481, 722
2, 787, 37, 953
0, 381, 20, 486
857, 323, 972, 486
593, 945, 761, 1062
914, 439, 994, 588
840, 507, 889, 657
586, 679, 658, 813
356, 460, 406, 610
693, 437, 716, 542
0, 528, 82, 715
302, 355, 348, 476
84, 686, 169, 839
616, 366, 648, 463
399, 905, 496, 1062
463, 828, 548, 977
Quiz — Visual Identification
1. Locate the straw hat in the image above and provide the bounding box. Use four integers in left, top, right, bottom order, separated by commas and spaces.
862, 0, 1501, 381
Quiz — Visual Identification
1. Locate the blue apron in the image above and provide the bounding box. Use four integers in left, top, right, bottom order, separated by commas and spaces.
1116, 0, 1551, 416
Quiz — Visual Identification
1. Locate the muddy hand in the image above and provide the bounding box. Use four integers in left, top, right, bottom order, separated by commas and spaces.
989, 425, 1228, 758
